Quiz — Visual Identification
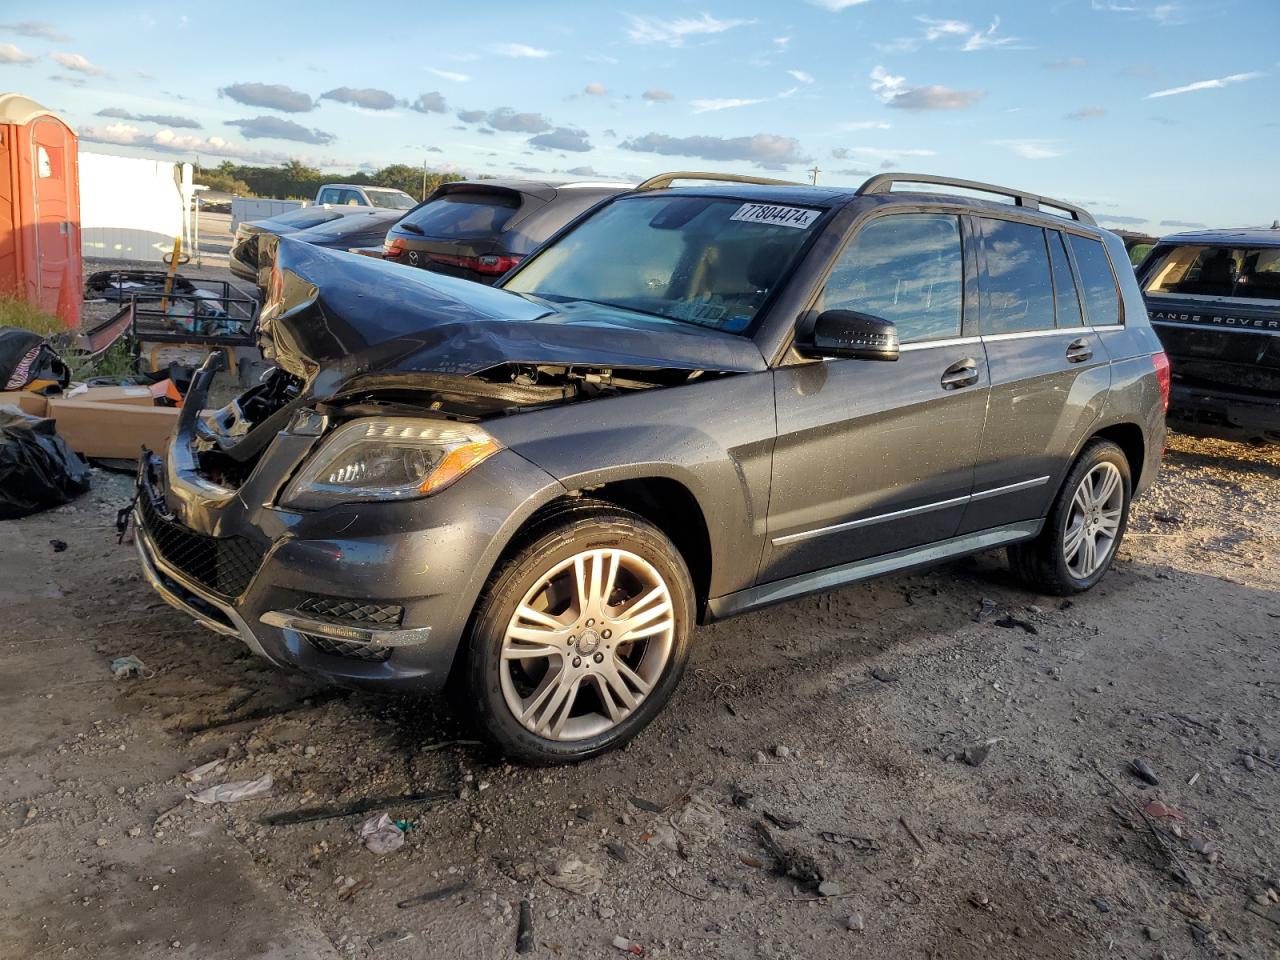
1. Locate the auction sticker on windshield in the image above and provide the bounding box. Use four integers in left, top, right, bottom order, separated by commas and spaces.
729, 203, 820, 229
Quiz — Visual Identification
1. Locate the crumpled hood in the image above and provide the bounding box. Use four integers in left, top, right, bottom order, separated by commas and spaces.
258, 236, 766, 398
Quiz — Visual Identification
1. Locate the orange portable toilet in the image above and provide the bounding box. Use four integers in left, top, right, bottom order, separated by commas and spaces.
0, 93, 81, 329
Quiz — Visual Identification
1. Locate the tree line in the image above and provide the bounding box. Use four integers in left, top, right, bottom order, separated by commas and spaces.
196, 160, 464, 201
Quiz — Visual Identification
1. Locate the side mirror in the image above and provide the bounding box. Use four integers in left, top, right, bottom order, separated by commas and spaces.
797, 309, 899, 361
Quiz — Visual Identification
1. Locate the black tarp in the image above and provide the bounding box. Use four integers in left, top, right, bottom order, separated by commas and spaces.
0, 409, 90, 519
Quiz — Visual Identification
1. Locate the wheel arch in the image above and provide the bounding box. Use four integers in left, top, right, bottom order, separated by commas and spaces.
1088, 421, 1147, 490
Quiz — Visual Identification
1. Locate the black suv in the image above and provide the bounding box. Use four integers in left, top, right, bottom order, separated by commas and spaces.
382, 178, 629, 284
133, 172, 1168, 765
1137, 225, 1280, 443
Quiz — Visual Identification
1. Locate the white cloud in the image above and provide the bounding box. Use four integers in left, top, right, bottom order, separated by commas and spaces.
428, 68, 469, 82
773, 36, 791, 48
0, 41, 36, 64
584, 81, 607, 96
1091, 1, 1188, 25
487, 43, 552, 58
625, 13, 753, 47
809, 0, 872, 9
991, 138, 1064, 160
841, 146, 938, 159
918, 17, 970, 41
690, 97, 767, 113
51, 51, 105, 75
787, 69, 814, 84
837, 120, 893, 131
870, 66, 983, 110
81, 123, 292, 164
1145, 71, 1263, 99
915, 15, 1021, 52
962, 17, 1020, 51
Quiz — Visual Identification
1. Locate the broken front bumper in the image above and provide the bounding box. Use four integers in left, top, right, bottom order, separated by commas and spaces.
131, 354, 566, 691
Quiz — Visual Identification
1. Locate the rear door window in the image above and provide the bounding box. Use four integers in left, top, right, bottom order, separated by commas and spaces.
1143, 244, 1280, 302
1068, 235, 1122, 324
822, 213, 964, 343
1047, 231, 1084, 327
979, 219, 1055, 335
397, 191, 521, 240
317, 188, 338, 205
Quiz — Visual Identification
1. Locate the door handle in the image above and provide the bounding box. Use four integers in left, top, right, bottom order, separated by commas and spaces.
1066, 337, 1093, 363
941, 357, 979, 389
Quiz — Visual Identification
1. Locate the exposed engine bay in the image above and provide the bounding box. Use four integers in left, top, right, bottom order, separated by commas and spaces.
191, 362, 717, 488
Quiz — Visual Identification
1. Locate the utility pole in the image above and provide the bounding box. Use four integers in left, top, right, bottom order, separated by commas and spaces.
809, 165, 820, 185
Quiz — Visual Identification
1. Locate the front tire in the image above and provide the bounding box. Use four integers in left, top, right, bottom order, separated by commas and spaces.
1008, 439, 1132, 596
466, 506, 695, 765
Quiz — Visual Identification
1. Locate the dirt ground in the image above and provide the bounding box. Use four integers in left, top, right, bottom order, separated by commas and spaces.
2, 426, 1278, 960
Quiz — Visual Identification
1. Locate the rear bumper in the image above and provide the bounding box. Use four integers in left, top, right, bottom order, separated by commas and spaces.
1168, 383, 1280, 443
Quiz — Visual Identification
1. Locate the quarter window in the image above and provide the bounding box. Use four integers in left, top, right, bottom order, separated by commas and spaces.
979, 219, 1055, 335
822, 213, 964, 343
1069, 235, 1122, 325
1048, 231, 1084, 327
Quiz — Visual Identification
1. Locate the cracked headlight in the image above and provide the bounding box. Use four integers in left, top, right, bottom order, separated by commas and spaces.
280, 418, 501, 510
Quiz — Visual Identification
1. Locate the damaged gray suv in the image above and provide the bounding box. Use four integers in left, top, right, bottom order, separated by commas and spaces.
133, 172, 1169, 765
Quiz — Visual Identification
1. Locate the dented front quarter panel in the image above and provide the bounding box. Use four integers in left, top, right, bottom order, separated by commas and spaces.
483, 373, 779, 599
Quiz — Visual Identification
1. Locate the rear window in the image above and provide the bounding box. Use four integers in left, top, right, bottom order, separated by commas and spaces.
398, 191, 520, 239
1143, 244, 1280, 302
1068, 235, 1122, 325
365, 190, 417, 211
270, 208, 344, 229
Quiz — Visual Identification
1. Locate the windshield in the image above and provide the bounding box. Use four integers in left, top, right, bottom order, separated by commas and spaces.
1143, 244, 1280, 302
366, 190, 417, 210
502, 195, 820, 334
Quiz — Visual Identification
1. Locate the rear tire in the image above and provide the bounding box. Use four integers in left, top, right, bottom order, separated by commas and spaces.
465, 506, 694, 765
1008, 439, 1131, 596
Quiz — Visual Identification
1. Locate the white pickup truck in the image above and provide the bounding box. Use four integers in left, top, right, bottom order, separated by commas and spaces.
314, 183, 418, 210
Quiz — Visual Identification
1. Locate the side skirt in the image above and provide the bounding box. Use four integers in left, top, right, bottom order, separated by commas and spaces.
706, 519, 1043, 621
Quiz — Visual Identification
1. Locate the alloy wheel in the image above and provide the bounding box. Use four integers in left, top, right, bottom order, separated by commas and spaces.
499, 548, 675, 741
1062, 462, 1124, 579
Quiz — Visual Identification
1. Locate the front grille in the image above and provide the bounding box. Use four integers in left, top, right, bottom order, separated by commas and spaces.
138, 493, 266, 598
304, 635, 392, 662
297, 597, 404, 626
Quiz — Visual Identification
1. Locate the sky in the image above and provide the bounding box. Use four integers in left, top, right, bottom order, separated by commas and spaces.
1, 0, 1277, 233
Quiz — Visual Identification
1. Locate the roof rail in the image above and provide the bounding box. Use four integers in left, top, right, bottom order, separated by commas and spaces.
857, 172, 1096, 226
635, 171, 805, 191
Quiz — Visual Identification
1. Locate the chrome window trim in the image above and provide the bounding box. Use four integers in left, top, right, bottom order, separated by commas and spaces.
981, 327, 1085, 342
771, 475, 1050, 546
899, 336, 982, 352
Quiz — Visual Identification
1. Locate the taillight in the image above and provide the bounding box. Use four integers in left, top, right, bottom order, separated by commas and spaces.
1151, 350, 1171, 413
383, 237, 405, 259
473, 254, 523, 275
426, 252, 523, 275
